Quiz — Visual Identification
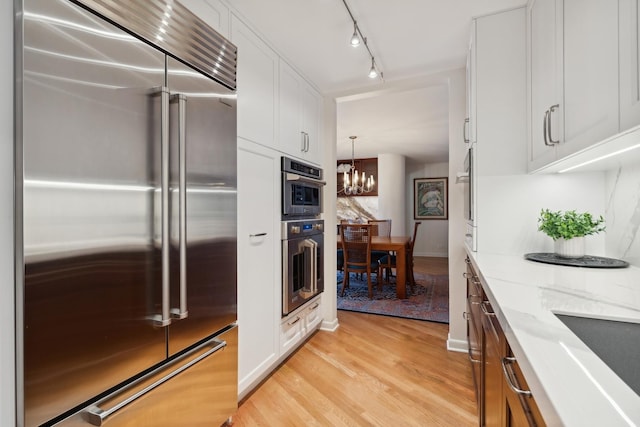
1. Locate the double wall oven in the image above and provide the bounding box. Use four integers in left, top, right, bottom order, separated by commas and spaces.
281, 157, 325, 316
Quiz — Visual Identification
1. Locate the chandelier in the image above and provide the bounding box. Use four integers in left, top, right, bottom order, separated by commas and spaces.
340, 136, 375, 195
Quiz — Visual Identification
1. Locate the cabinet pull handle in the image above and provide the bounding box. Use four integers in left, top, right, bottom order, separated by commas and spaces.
501, 357, 532, 396
288, 316, 301, 326
543, 109, 552, 146
480, 301, 495, 316
547, 104, 560, 145
249, 232, 267, 237
463, 118, 470, 143
300, 131, 306, 152
310, 302, 320, 310
468, 350, 481, 364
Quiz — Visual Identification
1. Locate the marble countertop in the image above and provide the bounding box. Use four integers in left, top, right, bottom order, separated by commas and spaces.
466, 248, 640, 426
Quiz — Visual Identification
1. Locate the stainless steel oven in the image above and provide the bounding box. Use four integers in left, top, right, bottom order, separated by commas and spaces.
282, 156, 325, 219
282, 219, 324, 316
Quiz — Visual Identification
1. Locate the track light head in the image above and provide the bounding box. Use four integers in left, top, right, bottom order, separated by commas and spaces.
368, 58, 377, 79
350, 23, 360, 47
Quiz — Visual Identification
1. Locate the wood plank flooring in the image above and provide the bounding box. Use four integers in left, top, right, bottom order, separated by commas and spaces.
231, 258, 477, 426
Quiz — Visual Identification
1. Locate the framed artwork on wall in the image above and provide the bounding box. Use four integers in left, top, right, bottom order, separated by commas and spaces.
414, 177, 448, 220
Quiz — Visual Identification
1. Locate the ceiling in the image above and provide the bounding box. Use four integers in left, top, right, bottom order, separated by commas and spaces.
229, 0, 525, 163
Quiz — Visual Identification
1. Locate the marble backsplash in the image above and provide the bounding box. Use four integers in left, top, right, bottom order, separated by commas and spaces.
605, 163, 640, 266
336, 196, 379, 223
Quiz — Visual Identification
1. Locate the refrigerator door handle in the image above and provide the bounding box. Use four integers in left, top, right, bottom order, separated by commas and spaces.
170, 93, 188, 320
152, 86, 172, 327
84, 337, 227, 426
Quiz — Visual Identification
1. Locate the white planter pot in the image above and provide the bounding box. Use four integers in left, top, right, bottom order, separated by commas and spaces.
554, 237, 585, 258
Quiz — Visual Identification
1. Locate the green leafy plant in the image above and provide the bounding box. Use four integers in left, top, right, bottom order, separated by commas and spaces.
538, 209, 605, 240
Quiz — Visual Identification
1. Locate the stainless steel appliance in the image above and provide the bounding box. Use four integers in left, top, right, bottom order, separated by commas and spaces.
281, 156, 325, 219
16, 1, 238, 425
282, 219, 325, 316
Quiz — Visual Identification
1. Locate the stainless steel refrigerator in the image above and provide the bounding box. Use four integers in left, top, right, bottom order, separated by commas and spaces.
15, 1, 238, 425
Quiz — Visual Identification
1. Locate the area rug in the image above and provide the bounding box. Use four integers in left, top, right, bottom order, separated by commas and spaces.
336, 271, 449, 323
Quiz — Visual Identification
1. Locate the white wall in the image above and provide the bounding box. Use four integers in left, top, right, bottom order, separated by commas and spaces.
321, 96, 339, 331
1, 0, 15, 424
446, 69, 468, 351
407, 161, 449, 257
476, 173, 606, 255
378, 153, 406, 235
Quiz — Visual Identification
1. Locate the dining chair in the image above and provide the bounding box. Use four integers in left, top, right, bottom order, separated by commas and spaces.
368, 219, 391, 238
368, 219, 392, 286
340, 223, 379, 298
378, 221, 421, 292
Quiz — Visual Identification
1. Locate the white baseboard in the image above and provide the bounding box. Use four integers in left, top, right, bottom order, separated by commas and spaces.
320, 318, 339, 332
447, 335, 468, 353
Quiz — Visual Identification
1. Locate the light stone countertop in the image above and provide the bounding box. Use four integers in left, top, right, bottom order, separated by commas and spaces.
466, 248, 640, 427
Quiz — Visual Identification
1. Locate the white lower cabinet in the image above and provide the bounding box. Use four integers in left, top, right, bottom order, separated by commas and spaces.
280, 297, 322, 357
237, 139, 280, 398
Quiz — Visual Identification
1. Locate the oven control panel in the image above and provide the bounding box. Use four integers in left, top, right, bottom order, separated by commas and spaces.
281, 219, 324, 239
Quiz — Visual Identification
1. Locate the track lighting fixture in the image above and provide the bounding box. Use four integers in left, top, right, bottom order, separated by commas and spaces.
368, 58, 377, 79
350, 22, 360, 47
341, 0, 384, 81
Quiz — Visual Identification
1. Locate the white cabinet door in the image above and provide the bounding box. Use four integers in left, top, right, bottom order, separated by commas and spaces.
528, 0, 560, 170
465, 23, 476, 145
279, 297, 322, 357
301, 84, 322, 164
179, 0, 229, 38
620, 0, 640, 131
279, 60, 304, 157
304, 299, 322, 332
559, 0, 618, 157
279, 311, 304, 356
528, 0, 618, 171
279, 59, 322, 165
231, 15, 277, 149
237, 140, 280, 396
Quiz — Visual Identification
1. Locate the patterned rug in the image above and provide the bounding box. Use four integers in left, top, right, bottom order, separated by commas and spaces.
336, 271, 449, 323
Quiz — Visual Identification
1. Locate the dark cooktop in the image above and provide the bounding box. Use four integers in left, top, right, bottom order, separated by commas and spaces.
524, 253, 629, 268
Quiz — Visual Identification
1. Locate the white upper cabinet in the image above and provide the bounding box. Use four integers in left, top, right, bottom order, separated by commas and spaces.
560, 0, 618, 154
465, 27, 476, 145
179, 0, 229, 38
528, 0, 618, 172
620, 0, 640, 131
279, 59, 322, 165
528, 0, 560, 169
231, 15, 278, 149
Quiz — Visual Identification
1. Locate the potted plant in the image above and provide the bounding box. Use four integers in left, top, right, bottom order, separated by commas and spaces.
538, 209, 605, 258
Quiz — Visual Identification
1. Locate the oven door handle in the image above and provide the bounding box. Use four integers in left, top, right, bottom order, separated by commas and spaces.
285, 172, 326, 186
301, 238, 318, 295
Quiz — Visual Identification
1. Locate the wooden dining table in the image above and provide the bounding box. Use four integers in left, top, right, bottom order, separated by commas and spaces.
336, 235, 412, 299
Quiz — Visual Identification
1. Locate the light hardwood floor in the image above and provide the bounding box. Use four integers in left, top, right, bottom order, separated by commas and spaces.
232, 257, 477, 426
